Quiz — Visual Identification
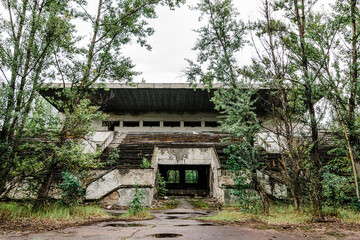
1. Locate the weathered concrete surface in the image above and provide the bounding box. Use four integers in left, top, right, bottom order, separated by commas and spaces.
158, 148, 212, 165
4, 199, 360, 240
86, 169, 155, 200
117, 188, 153, 206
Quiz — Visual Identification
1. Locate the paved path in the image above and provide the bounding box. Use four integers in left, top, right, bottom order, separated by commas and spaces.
2, 198, 360, 240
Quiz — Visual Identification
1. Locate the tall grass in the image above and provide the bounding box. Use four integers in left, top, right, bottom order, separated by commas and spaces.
120, 208, 153, 220
0, 202, 109, 221
201, 205, 311, 224
201, 204, 360, 225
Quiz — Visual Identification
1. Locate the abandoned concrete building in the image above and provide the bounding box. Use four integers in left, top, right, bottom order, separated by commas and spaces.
79, 83, 287, 206
7, 83, 291, 205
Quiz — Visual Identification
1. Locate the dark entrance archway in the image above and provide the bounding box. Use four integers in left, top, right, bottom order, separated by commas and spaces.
158, 165, 210, 196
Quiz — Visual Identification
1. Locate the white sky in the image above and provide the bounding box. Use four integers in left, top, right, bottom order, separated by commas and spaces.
0, 0, 330, 84
122, 1, 261, 83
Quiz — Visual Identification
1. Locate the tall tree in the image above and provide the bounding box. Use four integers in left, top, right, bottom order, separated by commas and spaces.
0, 0, 184, 199
0, 0, 76, 194
37, 0, 184, 199
186, 0, 271, 214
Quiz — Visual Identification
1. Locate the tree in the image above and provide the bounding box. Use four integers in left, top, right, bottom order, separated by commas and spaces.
186, 0, 271, 214
244, 0, 308, 210
0, 0, 76, 195
0, 0, 185, 200
320, 0, 360, 201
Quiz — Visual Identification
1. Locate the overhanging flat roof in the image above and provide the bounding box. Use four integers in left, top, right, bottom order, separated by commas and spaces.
39, 83, 271, 113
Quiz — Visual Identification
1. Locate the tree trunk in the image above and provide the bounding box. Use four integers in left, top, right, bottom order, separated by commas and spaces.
37, 168, 55, 201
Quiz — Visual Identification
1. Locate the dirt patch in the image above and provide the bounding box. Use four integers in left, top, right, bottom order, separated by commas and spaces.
0, 216, 114, 235
151, 198, 180, 210
197, 217, 360, 238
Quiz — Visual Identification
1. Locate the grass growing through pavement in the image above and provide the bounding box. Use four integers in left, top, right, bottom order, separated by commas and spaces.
0, 202, 109, 221
119, 208, 153, 220
188, 198, 210, 209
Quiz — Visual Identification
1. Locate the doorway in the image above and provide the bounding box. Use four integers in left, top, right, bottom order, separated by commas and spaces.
158, 165, 210, 196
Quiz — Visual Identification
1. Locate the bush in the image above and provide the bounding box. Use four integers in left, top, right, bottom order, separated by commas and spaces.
59, 172, 85, 206
141, 157, 151, 168
156, 171, 167, 198
128, 184, 146, 217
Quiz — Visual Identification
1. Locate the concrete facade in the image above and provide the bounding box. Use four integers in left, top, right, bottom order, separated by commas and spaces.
29, 83, 290, 206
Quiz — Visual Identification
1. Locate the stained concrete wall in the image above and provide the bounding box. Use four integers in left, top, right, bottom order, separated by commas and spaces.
209, 148, 223, 202
94, 112, 220, 132
157, 148, 212, 165
85, 168, 156, 206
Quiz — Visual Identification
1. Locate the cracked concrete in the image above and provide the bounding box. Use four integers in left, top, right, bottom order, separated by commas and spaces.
3, 198, 360, 240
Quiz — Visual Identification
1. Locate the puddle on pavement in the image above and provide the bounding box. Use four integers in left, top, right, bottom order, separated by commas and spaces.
104, 223, 147, 227
166, 216, 178, 219
199, 223, 213, 226
165, 212, 192, 215
151, 233, 183, 238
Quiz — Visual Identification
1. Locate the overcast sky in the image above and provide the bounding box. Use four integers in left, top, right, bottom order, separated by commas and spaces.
122, 1, 261, 83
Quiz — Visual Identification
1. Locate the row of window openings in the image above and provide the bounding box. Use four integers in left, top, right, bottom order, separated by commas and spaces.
102, 120, 220, 129
167, 170, 198, 184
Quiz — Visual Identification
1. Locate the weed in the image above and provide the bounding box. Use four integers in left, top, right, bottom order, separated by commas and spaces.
124, 184, 153, 220
156, 171, 167, 198
141, 157, 151, 168
0, 202, 108, 221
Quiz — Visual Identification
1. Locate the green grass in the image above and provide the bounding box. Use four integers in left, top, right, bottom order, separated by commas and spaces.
0, 202, 109, 221
324, 207, 360, 224
188, 198, 210, 209
200, 204, 360, 225
119, 208, 153, 220
200, 205, 312, 225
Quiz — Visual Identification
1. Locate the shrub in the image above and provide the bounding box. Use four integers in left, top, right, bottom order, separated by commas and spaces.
141, 157, 151, 168
156, 171, 167, 198
59, 172, 85, 206
128, 184, 146, 217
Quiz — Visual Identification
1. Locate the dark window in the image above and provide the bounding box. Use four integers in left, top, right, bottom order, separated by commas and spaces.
184, 121, 201, 127
163, 121, 181, 127
102, 121, 120, 131
205, 121, 220, 127
123, 121, 139, 127
143, 121, 160, 127
167, 170, 180, 183
185, 170, 198, 183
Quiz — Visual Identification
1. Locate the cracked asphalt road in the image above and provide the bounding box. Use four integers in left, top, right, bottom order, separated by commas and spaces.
2, 199, 360, 240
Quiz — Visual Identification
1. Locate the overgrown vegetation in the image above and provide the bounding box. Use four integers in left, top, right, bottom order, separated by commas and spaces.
200, 205, 360, 225
0, 202, 108, 221
0, 0, 184, 203
156, 171, 168, 198
58, 172, 86, 206
186, 0, 360, 221
141, 157, 152, 168
120, 184, 152, 220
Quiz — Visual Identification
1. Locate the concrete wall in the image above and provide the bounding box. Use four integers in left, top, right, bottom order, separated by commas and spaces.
86, 168, 156, 206
94, 112, 221, 132
157, 148, 212, 165
209, 148, 223, 202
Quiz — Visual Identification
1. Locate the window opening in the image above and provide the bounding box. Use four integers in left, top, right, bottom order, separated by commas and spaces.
205, 121, 220, 127
185, 170, 198, 183
167, 170, 180, 183
184, 121, 201, 127
143, 121, 160, 127
163, 121, 181, 127
102, 121, 120, 131
123, 121, 140, 127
